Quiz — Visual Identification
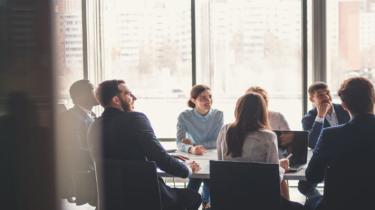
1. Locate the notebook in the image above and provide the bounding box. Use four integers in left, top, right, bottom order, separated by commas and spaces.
273, 130, 308, 172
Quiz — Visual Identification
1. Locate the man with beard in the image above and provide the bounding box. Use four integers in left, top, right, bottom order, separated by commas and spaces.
298, 82, 350, 200
88, 80, 201, 210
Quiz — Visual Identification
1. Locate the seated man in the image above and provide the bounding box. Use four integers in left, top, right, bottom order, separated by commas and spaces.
299, 82, 350, 198
58, 80, 99, 205
304, 77, 375, 210
88, 80, 201, 210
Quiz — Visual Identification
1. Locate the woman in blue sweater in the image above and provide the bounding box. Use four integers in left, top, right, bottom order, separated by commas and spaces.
177, 84, 223, 209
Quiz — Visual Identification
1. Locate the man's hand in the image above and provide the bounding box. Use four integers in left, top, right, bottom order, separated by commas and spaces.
279, 158, 289, 171
188, 145, 206, 155
317, 101, 331, 118
181, 138, 193, 145
187, 161, 201, 173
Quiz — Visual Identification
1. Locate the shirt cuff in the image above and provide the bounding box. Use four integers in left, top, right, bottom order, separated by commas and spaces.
279, 167, 285, 182
187, 164, 192, 176
315, 116, 325, 123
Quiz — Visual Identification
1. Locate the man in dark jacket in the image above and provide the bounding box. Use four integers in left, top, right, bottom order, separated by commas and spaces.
299, 82, 350, 198
88, 80, 201, 210
305, 77, 375, 210
58, 80, 99, 205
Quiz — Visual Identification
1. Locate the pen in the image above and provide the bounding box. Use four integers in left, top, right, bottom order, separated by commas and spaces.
286, 153, 293, 160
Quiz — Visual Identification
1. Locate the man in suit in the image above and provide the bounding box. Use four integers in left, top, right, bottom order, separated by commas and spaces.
58, 80, 99, 205
304, 77, 375, 210
88, 80, 201, 210
298, 82, 350, 198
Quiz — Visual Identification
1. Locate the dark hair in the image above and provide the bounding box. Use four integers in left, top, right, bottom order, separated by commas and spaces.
96, 80, 125, 107
188, 84, 211, 108
226, 93, 269, 157
246, 86, 269, 106
69, 80, 93, 105
338, 77, 375, 115
308, 82, 328, 96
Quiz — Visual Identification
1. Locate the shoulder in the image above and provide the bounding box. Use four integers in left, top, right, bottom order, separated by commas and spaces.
332, 103, 343, 109
302, 108, 317, 122
333, 103, 348, 114
269, 111, 285, 120
305, 108, 317, 117
315, 124, 347, 153
211, 109, 223, 120
319, 124, 346, 146
114, 111, 148, 124
211, 109, 223, 116
178, 109, 193, 119
322, 123, 346, 136
252, 129, 277, 140
269, 110, 280, 117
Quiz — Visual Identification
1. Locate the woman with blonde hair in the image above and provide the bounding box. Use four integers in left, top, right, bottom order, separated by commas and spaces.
246, 86, 290, 130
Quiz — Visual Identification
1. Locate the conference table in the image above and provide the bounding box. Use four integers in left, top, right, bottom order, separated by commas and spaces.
158, 149, 312, 181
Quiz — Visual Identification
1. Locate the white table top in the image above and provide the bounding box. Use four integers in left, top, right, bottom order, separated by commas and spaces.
159, 149, 311, 180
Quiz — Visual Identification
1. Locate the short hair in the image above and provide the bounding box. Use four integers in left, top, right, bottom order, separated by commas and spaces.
246, 86, 268, 106
338, 77, 375, 114
188, 84, 211, 108
96, 80, 125, 107
308, 82, 328, 96
69, 80, 93, 105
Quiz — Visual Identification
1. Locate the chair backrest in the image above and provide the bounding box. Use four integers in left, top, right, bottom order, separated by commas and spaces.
320, 151, 375, 210
95, 159, 162, 210
210, 160, 281, 210
322, 151, 375, 210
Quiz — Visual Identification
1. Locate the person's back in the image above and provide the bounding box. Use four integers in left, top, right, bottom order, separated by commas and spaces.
90, 108, 177, 163
218, 125, 278, 164
305, 77, 375, 210
216, 93, 304, 210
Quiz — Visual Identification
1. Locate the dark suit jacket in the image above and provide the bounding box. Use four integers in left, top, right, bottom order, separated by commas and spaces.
302, 103, 350, 149
306, 114, 375, 184
88, 107, 190, 207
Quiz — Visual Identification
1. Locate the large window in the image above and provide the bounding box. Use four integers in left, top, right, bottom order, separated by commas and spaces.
197, 0, 304, 129
327, 0, 375, 95
53, 0, 84, 100
101, 0, 192, 137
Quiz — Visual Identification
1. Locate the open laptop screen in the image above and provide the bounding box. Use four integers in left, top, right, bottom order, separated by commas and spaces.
273, 130, 308, 166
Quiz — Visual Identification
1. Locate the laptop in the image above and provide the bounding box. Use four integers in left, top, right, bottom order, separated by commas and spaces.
273, 130, 308, 172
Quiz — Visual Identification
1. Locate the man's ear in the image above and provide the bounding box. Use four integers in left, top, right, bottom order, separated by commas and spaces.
309, 95, 314, 103
112, 96, 120, 105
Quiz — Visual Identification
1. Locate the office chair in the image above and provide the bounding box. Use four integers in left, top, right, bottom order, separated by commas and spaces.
95, 159, 162, 210
319, 149, 375, 210
210, 160, 280, 210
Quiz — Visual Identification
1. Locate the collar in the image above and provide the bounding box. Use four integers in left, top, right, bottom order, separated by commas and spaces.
77, 105, 91, 116
327, 105, 336, 117
193, 108, 212, 119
